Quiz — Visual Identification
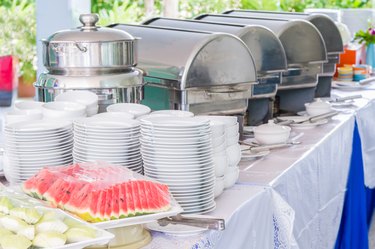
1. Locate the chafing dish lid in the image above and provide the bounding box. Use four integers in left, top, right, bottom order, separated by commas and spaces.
143, 17, 287, 74
195, 14, 327, 65
110, 24, 257, 89
223, 10, 343, 55
45, 13, 135, 43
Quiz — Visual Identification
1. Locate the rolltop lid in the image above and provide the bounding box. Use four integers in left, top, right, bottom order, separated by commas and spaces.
142, 17, 287, 75
195, 14, 327, 65
110, 24, 257, 90
45, 14, 135, 43
222, 10, 344, 55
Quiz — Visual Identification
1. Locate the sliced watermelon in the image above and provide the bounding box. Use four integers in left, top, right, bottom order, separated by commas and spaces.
104, 188, 112, 220
63, 182, 92, 211
96, 190, 107, 221
135, 181, 148, 214
42, 178, 69, 206
130, 181, 142, 215
76, 190, 100, 222
125, 183, 135, 217
118, 183, 128, 218
23, 169, 59, 199
110, 185, 120, 220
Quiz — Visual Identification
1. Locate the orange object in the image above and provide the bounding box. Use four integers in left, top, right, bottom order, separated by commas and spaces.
335, 44, 366, 77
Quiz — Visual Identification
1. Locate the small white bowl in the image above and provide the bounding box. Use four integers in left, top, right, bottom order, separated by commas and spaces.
93, 112, 135, 120
224, 166, 239, 189
226, 122, 239, 137
14, 101, 44, 115
55, 90, 98, 108
226, 133, 240, 147
86, 105, 99, 117
226, 143, 241, 167
197, 115, 237, 128
304, 99, 332, 116
107, 103, 151, 118
212, 141, 226, 154
213, 152, 228, 177
42, 101, 86, 120
253, 120, 291, 145
214, 176, 225, 198
212, 133, 225, 148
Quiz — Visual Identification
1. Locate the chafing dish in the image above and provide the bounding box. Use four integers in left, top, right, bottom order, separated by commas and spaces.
142, 17, 287, 125
195, 14, 327, 113
110, 24, 258, 116
223, 10, 344, 97
35, 14, 143, 112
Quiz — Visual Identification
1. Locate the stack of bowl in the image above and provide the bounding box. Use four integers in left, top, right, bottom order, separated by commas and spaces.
197, 116, 241, 196
55, 91, 99, 117
5, 101, 44, 125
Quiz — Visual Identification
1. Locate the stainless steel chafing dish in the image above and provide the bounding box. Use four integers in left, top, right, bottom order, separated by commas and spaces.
223, 10, 344, 98
142, 17, 287, 125
110, 24, 258, 116
195, 14, 327, 114
35, 14, 143, 112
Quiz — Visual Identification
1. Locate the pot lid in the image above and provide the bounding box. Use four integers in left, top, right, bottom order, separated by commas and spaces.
45, 14, 135, 43
254, 120, 290, 134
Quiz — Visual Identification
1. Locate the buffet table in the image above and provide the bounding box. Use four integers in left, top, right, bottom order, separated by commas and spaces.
144, 84, 375, 249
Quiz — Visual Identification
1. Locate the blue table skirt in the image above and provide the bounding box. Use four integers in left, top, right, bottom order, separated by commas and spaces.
335, 122, 375, 249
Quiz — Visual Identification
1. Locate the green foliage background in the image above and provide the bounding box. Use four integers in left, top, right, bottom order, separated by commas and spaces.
0, 0, 372, 81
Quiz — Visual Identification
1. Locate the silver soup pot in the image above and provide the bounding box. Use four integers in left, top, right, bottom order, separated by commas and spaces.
42, 14, 138, 76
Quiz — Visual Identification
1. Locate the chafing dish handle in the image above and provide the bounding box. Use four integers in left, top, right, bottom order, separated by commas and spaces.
205, 89, 248, 96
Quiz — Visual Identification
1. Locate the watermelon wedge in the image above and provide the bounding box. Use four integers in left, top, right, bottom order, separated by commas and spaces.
22, 163, 172, 222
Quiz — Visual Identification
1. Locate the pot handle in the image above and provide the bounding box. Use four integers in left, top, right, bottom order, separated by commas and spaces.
75, 43, 87, 53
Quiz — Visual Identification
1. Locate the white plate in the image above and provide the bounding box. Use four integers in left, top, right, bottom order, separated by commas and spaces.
74, 117, 140, 129
141, 116, 209, 128
106, 103, 151, 118
240, 148, 270, 160
181, 202, 216, 214
277, 116, 329, 129
148, 110, 195, 118
94, 201, 183, 230
5, 120, 72, 132
141, 130, 211, 139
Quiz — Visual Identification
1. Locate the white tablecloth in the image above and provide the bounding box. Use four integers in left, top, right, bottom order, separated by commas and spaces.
238, 113, 355, 248
331, 87, 375, 188
144, 185, 296, 249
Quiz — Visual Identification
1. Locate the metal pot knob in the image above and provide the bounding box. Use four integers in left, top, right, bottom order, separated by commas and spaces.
79, 14, 99, 30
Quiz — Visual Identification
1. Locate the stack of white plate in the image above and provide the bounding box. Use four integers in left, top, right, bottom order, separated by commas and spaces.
73, 116, 142, 174
3, 120, 73, 183
140, 116, 216, 214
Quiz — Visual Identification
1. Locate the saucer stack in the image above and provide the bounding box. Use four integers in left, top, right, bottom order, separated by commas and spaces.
140, 116, 216, 214
3, 120, 73, 183
73, 116, 142, 174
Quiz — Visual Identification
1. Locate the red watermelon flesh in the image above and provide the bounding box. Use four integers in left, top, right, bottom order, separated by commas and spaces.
110, 185, 120, 219
56, 180, 86, 208
119, 184, 128, 218
135, 181, 148, 214
42, 178, 69, 206
125, 183, 135, 217
130, 181, 142, 215
22, 163, 172, 222
104, 188, 112, 220
23, 169, 59, 199
96, 190, 107, 221
63, 183, 93, 211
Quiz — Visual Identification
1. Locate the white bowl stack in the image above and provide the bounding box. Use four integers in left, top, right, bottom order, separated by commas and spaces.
73, 116, 143, 174
3, 120, 73, 183
55, 90, 99, 117
42, 101, 87, 121
140, 116, 216, 214
197, 116, 241, 195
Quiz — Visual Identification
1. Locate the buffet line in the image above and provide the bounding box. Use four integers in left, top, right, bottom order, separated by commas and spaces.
0, 8, 370, 249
